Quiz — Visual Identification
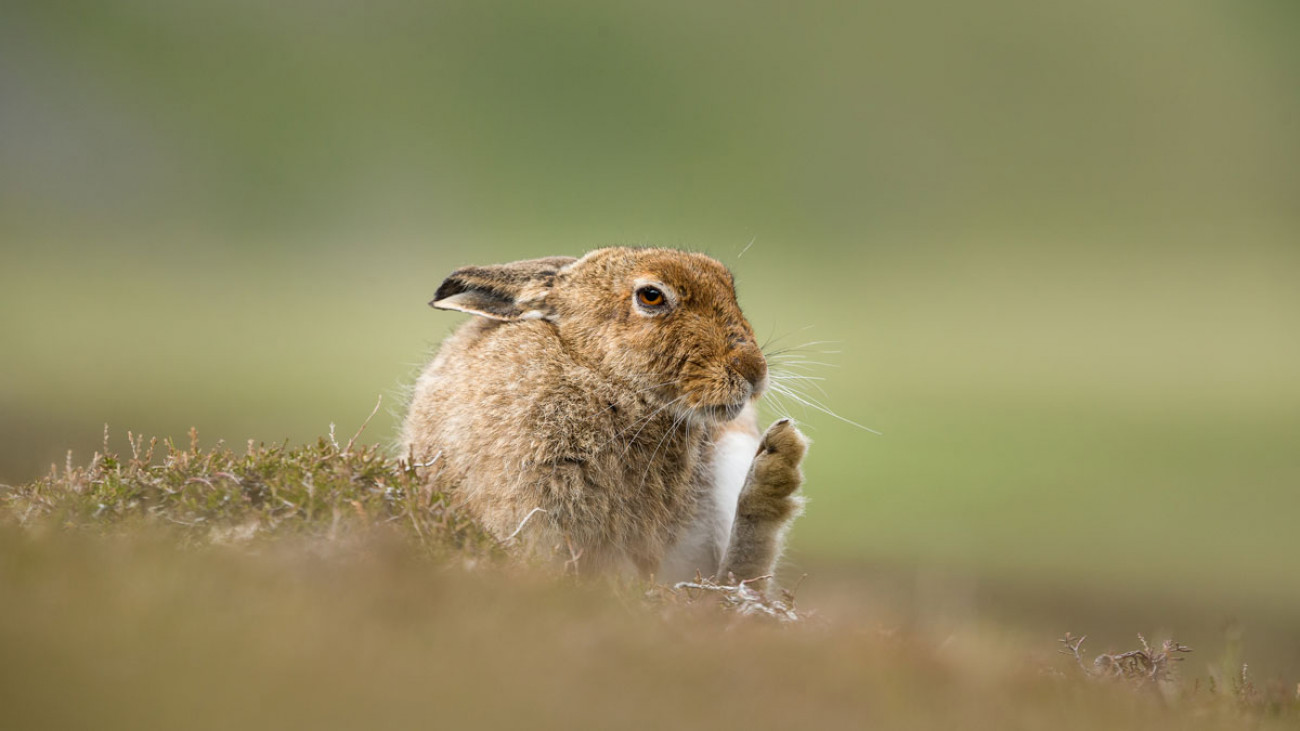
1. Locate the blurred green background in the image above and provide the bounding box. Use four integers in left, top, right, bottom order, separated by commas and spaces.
2, 0, 1297, 668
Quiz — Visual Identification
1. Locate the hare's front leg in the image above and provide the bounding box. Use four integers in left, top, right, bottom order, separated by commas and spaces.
717, 419, 808, 585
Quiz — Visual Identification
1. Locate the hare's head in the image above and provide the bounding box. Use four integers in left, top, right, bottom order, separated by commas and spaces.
431, 248, 766, 422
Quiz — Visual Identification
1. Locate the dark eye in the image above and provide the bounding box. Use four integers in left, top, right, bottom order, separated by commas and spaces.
636, 286, 667, 308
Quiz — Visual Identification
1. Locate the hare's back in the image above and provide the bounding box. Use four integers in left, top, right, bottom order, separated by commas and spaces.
404, 318, 607, 467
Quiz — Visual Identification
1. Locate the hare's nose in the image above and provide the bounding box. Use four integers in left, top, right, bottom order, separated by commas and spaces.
730, 352, 767, 393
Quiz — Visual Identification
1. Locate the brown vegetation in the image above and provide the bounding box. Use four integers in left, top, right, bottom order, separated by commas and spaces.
2, 430, 1297, 730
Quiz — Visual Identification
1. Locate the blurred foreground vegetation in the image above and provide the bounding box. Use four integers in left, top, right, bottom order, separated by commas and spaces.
3, 437, 1298, 730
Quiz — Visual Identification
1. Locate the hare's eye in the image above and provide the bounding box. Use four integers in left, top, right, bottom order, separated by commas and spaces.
636, 286, 666, 308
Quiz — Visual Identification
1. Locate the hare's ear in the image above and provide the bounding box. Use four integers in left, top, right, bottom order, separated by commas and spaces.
430, 256, 577, 321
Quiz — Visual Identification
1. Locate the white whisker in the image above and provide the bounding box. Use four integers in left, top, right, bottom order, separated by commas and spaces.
638, 404, 690, 493
764, 369, 826, 382
767, 381, 881, 435
759, 326, 818, 353
608, 394, 686, 456
769, 372, 831, 401
768, 359, 840, 371
764, 338, 841, 354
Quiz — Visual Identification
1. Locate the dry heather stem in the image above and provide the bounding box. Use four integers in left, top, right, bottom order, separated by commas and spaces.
663, 573, 802, 622
1060, 632, 1192, 686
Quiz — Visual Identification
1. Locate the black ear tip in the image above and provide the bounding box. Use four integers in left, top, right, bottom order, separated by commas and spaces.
431, 274, 470, 304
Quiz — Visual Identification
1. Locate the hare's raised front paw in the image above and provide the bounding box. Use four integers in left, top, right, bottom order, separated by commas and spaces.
741, 419, 808, 513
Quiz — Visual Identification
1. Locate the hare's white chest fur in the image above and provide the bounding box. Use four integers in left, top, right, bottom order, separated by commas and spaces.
710, 427, 762, 541
657, 413, 760, 582
401, 248, 808, 586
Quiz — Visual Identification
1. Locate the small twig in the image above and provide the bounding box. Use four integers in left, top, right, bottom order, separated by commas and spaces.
1059, 633, 1091, 675
407, 505, 427, 545
563, 535, 584, 576
787, 572, 808, 595
781, 573, 809, 606
410, 451, 442, 469
504, 507, 547, 542
345, 395, 384, 454
673, 580, 738, 594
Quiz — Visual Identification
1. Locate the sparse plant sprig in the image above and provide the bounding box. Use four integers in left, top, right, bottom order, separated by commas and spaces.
1060, 632, 1192, 687
1059, 632, 1300, 717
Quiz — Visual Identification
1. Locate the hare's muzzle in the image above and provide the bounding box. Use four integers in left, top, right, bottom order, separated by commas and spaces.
730, 348, 768, 398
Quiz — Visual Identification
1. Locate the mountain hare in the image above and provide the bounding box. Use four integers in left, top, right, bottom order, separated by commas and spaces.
401, 247, 807, 585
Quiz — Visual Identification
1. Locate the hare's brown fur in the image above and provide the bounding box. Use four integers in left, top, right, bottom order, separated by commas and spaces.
401, 247, 806, 581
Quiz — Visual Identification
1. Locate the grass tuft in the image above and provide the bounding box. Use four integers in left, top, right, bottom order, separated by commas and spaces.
1, 427, 494, 558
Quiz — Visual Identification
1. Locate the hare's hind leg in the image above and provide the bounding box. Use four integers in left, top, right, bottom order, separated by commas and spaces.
717, 419, 808, 586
